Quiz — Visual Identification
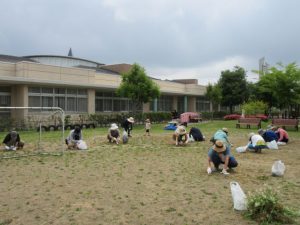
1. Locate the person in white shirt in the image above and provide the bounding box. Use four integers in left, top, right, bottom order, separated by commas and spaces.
247, 132, 267, 153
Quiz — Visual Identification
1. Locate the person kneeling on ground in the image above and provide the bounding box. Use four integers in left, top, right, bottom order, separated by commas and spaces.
172, 125, 188, 146
189, 127, 205, 142
65, 127, 82, 150
2, 130, 24, 150
207, 140, 238, 175
107, 123, 120, 144
211, 127, 232, 148
272, 126, 289, 143
258, 128, 278, 142
247, 132, 267, 153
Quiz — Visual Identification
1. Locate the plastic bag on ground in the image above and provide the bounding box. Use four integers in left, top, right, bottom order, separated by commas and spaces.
77, 140, 88, 150
235, 145, 247, 153
122, 131, 128, 144
267, 140, 278, 150
277, 141, 287, 146
272, 160, 285, 176
230, 181, 247, 210
188, 135, 195, 142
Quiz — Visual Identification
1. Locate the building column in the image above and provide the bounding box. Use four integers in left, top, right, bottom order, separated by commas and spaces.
153, 98, 158, 112
143, 102, 150, 113
172, 96, 178, 111
188, 96, 196, 112
87, 89, 95, 114
184, 96, 188, 112
11, 84, 28, 120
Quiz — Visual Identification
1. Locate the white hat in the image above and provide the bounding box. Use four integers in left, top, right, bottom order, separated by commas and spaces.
127, 117, 135, 123
176, 126, 187, 135
110, 123, 118, 130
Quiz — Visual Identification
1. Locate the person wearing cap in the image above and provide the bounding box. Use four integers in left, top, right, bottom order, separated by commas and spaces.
247, 132, 267, 153
272, 126, 289, 143
189, 127, 205, 142
121, 117, 134, 137
107, 123, 120, 144
65, 126, 83, 149
144, 118, 151, 136
207, 140, 238, 175
2, 130, 24, 150
212, 128, 232, 147
173, 125, 189, 146
258, 129, 278, 142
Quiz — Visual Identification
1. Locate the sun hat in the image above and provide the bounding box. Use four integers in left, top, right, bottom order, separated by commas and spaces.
213, 140, 226, 153
248, 132, 255, 139
110, 123, 118, 130
127, 117, 135, 123
222, 127, 228, 133
258, 129, 265, 135
145, 119, 150, 123
176, 126, 187, 135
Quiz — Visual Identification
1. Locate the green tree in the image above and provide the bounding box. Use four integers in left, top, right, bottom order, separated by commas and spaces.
116, 63, 160, 113
256, 62, 300, 117
218, 66, 248, 113
205, 83, 222, 112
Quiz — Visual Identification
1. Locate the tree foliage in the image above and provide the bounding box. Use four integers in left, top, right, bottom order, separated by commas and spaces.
205, 83, 222, 107
256, 62, 300, 109
218, 66, 248, 113
116, 63, 160, 112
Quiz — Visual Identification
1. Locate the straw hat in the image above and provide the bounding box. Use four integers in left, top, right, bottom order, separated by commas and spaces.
248, 132, 255, 139
176, 126, 187, 135
110, 123, 118, 130
145, 119, 150, 123
222, 127, 228, 133
127, 117, 135, 123
213, 140, 226, 153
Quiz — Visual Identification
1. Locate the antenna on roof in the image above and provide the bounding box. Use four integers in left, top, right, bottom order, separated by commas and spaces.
68, 48, 73, 57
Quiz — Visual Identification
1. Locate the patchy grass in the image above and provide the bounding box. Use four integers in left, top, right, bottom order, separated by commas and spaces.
0, 120, 299, 225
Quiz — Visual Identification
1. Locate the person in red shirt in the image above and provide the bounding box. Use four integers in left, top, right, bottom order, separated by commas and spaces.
272, 126, 289, 143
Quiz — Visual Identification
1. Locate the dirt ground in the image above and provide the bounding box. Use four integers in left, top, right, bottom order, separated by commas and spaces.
0, 124, 299, 225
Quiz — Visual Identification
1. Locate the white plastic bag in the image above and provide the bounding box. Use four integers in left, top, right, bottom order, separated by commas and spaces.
267, 140, 278, 150
230, 181, 247, 211
272, 160, 285, 176
277, 141, 286, 146
77, 140, 88, 150
188, 135, 195, 142
236, 145, 247, 153
122, 131, 128, 144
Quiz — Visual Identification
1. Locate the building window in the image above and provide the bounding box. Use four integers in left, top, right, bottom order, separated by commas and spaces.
196, 96, 210, 112
0, 87, 11, 117
95, 91, 134, 112
28, 87, 88, 112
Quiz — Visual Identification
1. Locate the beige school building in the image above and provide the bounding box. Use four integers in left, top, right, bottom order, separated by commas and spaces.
0, 54, 211, 120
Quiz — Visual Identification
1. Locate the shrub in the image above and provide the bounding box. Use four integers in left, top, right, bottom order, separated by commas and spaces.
246, 188, 298, 224
224, 114, 241, 120
242, 101, 268, 115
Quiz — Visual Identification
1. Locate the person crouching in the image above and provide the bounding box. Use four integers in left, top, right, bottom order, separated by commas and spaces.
207, 140, 238, 175
65, 127, 82, 150
173, 125, 188, 146
107, 123, 120, 144
2, 130, 24, 151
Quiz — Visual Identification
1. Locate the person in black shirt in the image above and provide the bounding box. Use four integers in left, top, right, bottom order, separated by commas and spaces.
2, 130, 24, 150
189, 127, 205, 142
121, 117, 134, 137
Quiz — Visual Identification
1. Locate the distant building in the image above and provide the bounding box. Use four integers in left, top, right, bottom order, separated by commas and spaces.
259, 57, 269, 77
0, 54, 211, 121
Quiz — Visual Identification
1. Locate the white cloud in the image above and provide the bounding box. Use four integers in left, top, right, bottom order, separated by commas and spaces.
148, 55, 260, 85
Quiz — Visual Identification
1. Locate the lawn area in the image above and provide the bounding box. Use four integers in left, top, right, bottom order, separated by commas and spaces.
0, 120, 299, 225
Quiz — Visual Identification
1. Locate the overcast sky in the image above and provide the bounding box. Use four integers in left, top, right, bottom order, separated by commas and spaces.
1, 0, 300, 85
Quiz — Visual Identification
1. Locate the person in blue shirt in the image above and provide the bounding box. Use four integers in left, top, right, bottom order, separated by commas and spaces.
258, 129, 278, 142
207, 140, 238, 175
211, 128, 232, 147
